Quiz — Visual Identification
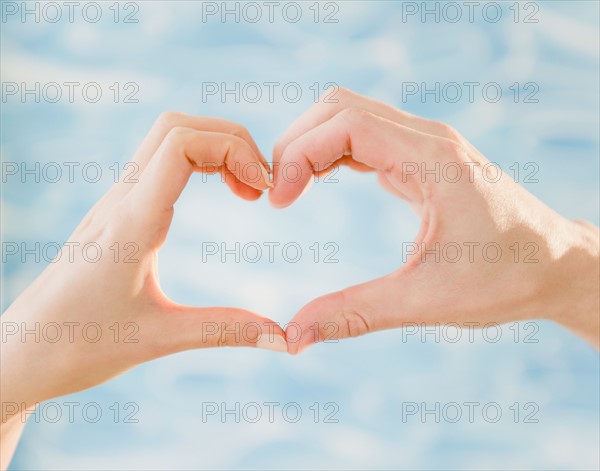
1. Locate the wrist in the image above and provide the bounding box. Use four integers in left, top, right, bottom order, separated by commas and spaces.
544, 220, 599, 347
0, 412, 26, 471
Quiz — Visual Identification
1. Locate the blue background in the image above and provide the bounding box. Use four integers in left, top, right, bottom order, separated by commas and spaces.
1, 1, 599, 469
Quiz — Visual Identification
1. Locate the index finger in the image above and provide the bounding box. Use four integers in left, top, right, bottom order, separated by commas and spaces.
273, 87, 462, 167
269, 108, 461, 208
127, 127, 271, 234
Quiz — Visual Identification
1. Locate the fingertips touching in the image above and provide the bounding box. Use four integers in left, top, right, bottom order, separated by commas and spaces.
161, 306, 288, 353
224, 139, 273, 192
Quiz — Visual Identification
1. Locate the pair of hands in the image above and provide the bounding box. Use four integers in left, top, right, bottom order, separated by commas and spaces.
2, 88, 599, 419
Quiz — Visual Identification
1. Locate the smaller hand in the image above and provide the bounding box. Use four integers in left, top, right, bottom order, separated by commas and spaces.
1, 113, 287, 420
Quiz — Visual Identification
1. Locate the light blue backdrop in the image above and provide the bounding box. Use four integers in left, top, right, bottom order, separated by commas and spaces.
1, 1, 599, 469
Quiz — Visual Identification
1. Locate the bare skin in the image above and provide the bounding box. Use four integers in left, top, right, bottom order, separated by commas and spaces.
0, 113, 286, 470
268, 88, 599, 354
1, 92, 598, 469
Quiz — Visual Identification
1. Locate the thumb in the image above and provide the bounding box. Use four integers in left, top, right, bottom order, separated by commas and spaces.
159, 305, 288, 354
285, 275, 401, 355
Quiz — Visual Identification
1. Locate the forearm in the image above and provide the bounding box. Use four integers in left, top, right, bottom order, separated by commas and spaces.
1, 415, 26, 470
1, 341, 27, 471
1, 309, 46, 470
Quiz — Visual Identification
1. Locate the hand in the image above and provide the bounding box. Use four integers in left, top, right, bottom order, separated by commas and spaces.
270, 88, 599, 353
1, 112, 287, 427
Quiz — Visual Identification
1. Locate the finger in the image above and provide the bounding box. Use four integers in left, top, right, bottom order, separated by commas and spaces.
273, 87, 464, 168
128, 127, 272, 224
134, 112, 269, 172
158, 306, 288, 353
286, 276, 401, 355
270, 107, 461, 208
109, 113, 270, 204
222, 167, 263, 201
312, 155, 373, 181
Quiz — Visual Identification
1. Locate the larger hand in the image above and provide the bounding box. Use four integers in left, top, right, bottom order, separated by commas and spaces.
270, 89, 599, 353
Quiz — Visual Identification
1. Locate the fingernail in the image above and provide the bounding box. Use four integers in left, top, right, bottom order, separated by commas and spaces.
256, 333, 287, 353
260, 164, 274, 188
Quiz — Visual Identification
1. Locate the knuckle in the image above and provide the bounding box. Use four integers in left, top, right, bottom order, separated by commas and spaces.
223, 135, 246, 157
215, 321, 240, 347
338, 289, 371, 338
164, 126, 192, 148
331, 86, 353, 102
432, 137, 465, 161
316, 86, 347, 110
102, 200, 130, 233
434, 121, 462, 142
336, 106, 371, 126
155, 111, 186, 131
229, 123, 251, 141
339, 309, 370, 338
